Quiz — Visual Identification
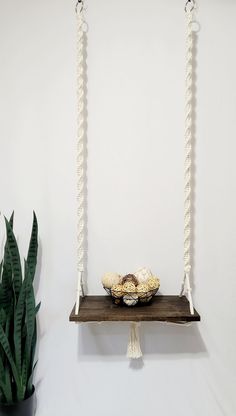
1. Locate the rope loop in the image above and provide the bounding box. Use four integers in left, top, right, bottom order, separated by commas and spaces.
75, 0, 84, 14
185, 0, 195, 13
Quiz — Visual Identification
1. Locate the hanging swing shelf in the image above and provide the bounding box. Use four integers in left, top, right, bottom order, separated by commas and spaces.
70, 0, 201, 343
70, 295, 200, 323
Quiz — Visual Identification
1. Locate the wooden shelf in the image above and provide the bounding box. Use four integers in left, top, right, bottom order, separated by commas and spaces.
70, 295, 200, 323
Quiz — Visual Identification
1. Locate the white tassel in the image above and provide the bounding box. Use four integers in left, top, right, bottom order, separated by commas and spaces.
127, 323, 142, 359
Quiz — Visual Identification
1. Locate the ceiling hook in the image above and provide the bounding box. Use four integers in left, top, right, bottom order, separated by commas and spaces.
75, 0, 84, 14
185, 0, 195, 13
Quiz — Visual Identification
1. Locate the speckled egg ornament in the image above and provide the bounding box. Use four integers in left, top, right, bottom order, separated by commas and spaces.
102, 272, 121, 289
123, 293, 139, 306
134, 267, 153, 284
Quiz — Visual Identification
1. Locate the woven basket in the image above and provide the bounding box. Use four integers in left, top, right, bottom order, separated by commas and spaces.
104, 287, 159, 306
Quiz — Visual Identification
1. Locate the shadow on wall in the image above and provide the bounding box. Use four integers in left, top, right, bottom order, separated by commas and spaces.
76, 322, 207, 362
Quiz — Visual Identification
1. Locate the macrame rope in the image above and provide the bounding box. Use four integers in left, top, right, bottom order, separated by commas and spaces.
127, 323, 142, 359
180, 8, 194, 315
74, 2, 196, 320
75, 8, 86, 315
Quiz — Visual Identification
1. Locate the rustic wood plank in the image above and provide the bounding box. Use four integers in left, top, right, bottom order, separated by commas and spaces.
69, 295, 200, 322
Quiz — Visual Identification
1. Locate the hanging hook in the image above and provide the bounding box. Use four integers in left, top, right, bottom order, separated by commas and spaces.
185, 0, 195, 13
75, 0, 84, 14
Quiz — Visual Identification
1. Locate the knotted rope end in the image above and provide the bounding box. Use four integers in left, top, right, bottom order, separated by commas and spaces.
127, 323, 143, 359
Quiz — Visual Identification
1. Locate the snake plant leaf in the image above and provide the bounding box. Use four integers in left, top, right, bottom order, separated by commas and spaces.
1, 213, 14, 289
29, 324, 37, 376
21, 323, 27, 340
1, 213, 15, 311
5, 301, 13, 340
9, 212, 14, 229
25, 268, 36, 372
35, 302, 41, 315
4, 366, 13, 403
14, 272, 27, 376
0, 352, 4, 380
21, 347, 28, 398
0, 309, 7, 327
4, 218, 22, 300
0, 261, 3, 307
0, 325, 22, 398
27, 212, 38, 282
26, 361, 37, 396
1, 255, 13, 312
1, 214, 14, 308
0, 380, 11, 404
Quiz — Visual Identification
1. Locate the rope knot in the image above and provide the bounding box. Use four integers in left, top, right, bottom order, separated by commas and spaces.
184, 265, 191, 274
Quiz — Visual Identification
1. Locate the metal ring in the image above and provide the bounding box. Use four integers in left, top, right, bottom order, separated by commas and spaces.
75, 0, 84, 14
185, 0, 195, 13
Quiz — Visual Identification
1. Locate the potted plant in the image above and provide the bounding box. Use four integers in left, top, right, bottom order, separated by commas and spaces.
0, 213, 39, 416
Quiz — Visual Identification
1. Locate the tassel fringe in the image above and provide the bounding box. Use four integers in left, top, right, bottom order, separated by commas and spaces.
127, 322, 142, 359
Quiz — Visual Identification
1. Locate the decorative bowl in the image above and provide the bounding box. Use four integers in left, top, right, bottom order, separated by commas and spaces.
103, 287, 159, 306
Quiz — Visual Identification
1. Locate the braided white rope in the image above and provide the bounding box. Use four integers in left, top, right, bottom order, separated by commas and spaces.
180, 9, 194, 315
75, 10, 86, 315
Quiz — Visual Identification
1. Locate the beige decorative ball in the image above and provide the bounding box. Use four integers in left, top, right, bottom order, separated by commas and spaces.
134, 267, 153, 284
147, 276, 160, 290
123, 282, 136, 293
111, 284, 124, 298
123, 293, 138, 306
102, 272, 121, 289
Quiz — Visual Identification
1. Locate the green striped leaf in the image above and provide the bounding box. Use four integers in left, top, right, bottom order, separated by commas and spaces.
25, 267, 36, 373
0, 325, 22, 399
29, 324, 37, 377
21, 347, 28, 398
1, 214, 14, 309
5, 301, 13, 340
0, 309, 7, 327
9, 212, 14, 229
0, 380, 11, 404
0, 353, 4, 380
27, 361, 37, 396
4, 366, 13, 403
0, 261, 3, 306
1, 254, 13, 312
14, 269, 27, 377
0, 260, 3, 280
35, 302, 41, 315
27, 212, 38, 281
4, 218, 22, 300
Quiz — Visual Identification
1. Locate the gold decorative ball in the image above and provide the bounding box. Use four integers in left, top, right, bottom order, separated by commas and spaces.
111, 284, 124, 298
102, 272, 121, 289
123, 282, 136, 293
147, 276, 160, 290
136, 283, 151, 303
136, 283, 149, 294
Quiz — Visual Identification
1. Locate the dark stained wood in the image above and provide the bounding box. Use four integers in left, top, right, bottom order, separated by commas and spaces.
69, 295, 200, 323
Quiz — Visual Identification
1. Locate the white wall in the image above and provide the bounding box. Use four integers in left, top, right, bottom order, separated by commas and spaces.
0, 0, 236, 414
